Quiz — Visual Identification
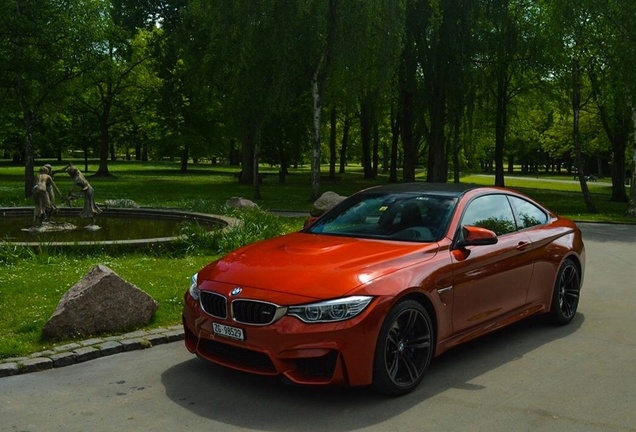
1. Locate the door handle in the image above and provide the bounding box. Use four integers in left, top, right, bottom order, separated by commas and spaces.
516, 241, 530, 251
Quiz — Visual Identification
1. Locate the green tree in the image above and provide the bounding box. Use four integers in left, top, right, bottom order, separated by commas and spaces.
543, 0, 601, 212
587, 0, 634, 204
399, 0, 476, 184
398, 0, 424, 183
188, 0, 303, 199
72, 3, 156, 177
475, 0, 545, 187
447, 0, 478, 183
0, 0, 99, 196
343, 0, 403, 180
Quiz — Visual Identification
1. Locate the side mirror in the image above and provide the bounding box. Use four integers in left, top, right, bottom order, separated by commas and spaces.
455, 225, 498, 249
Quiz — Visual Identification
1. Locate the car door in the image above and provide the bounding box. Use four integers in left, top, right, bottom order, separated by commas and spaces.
451, 194, 534, 334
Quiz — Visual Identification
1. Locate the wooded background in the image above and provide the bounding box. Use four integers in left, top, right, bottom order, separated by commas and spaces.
1, 0, 635, 212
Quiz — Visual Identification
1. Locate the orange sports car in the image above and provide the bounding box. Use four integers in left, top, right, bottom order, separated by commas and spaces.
182, 183, 584, 396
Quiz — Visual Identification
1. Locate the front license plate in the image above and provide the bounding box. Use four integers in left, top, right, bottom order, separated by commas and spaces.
213, 322, 244, 341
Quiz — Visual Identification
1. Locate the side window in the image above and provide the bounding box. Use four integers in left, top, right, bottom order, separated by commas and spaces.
509, 196, 547, 229
461, 194, 517, 236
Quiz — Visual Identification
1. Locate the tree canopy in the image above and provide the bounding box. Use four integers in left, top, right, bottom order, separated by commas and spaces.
0, 0, 634, 214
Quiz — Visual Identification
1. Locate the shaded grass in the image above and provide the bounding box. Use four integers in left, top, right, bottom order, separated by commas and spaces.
2, 160, 630, 219
0, 160, 378, 211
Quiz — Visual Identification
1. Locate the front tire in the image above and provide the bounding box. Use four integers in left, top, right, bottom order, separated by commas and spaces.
372, 300, 434, 396
550, 259, 581, 325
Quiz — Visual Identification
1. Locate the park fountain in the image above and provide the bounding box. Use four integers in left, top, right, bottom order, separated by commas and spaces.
2, 163, 239, 248
0, 206, 238, 247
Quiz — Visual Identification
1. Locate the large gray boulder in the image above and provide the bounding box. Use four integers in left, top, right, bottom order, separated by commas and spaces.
311, 191, 346, 216
43, 264, 159, 340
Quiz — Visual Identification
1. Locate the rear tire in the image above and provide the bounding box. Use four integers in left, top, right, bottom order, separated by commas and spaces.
372, 300, 434, 396
549, 259, 581, 325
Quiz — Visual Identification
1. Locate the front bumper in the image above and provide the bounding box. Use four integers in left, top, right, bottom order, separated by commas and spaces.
182, 291, 386, 387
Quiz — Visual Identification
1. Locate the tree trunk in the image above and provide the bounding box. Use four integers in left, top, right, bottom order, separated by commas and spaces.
589, 69, 629, 202
339, 114, 350, 174
399, 67, 416, 183
96, 105, 112, 177
310, 53, 324, 201
494, 75, 507, 187
572, 60, 597, 213
329, 107, 337, 179
628, 106, 636, 217
382, 142, 389, 173
253, 129, 261, 200
239, 135, 254, 185
278, 146, 287, 184
390, 105, 400, 183
22, 110, 36, 198
14, 3, 35, 198
399, 30, 418, 183
401, 90, 416, 183
426, 83, 447, 183
359, 98, 373, 179
372, 121, 379, 178
452, 115, 461, 183
180, 145, 189, 173
227, 139, 238, 165
609, 136, 628, 202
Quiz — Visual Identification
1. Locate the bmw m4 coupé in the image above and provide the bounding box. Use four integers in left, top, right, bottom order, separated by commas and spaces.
182, 183, 584, 396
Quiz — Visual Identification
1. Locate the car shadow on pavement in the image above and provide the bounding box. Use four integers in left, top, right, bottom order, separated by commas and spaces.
161, 313, 584, 431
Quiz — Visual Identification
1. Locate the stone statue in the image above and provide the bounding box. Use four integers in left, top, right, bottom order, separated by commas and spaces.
32, 165, 63, 226
42, 164, 62, 211
62, 163, 102, 226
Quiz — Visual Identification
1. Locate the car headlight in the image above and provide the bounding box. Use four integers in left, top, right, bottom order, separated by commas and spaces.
287, 296, 373, 323
188, 273, 200, 300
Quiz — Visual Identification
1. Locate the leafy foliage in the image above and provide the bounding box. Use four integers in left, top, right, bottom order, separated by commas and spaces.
0, 244, 37, 265
177, 207, 294, 254
1, 0, 635, 208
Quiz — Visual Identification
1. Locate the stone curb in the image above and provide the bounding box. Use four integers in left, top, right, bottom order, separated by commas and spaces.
0, 326, 184, 378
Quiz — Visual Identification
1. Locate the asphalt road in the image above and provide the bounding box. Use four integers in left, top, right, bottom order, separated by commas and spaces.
1, 223, 635, 432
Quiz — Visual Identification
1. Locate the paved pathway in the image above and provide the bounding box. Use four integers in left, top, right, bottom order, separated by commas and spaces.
1, 223, 635, 432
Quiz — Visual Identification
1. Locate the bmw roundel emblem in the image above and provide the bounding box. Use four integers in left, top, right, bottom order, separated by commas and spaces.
231, 287, 243, 296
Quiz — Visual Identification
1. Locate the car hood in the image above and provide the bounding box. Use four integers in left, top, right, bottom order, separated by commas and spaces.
197, 232, 438, 299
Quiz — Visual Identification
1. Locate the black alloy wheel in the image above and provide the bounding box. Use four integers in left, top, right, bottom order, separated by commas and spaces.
372, 299, 434, 396
550, 259, 581, 325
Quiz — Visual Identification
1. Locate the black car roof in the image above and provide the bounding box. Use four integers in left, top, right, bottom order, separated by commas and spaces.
359, 182, 479, 197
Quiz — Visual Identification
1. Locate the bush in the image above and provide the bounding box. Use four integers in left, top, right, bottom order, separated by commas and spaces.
178, 207, 290, 255
0, 244, 37, 264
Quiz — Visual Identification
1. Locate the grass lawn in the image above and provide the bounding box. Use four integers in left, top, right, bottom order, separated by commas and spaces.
0, 159, 633, 359
0, 160, 383, 211
0, 252, 214, 358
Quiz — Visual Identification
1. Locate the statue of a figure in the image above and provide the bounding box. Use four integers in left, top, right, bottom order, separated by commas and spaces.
62, 163, 102, 225
32, 165, 62, 226
42, 164, 60, 209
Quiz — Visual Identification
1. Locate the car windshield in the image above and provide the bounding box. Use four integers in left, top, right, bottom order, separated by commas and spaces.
305, 192, 458, 242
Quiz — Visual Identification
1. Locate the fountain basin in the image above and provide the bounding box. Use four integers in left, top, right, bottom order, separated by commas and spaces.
0, 207, 239, 247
